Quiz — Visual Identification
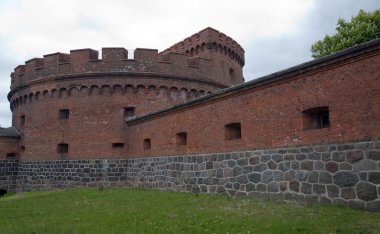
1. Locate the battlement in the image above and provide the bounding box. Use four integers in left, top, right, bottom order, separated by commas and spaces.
161, 27, 245, 66
10, 47, 222, 90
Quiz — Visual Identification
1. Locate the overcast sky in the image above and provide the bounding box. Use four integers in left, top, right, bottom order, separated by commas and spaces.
0, 0, 379, 127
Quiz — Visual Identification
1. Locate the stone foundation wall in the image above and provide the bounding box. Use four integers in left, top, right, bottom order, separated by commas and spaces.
1, 141, 380, 211
0, 160, 19, 192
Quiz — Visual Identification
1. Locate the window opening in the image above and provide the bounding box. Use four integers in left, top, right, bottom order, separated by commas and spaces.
20, 115, 25, 126
229, 68, 235, 80
6, 153, 18, 159
225, 123, 241, 140
302, 106, 330, 130
57, 143, 68, 153
143, 138, 151, 150
124, 107, 135, 119
59, 109, 70, 119
112, 143, 125, 148
176, 132, 187, 145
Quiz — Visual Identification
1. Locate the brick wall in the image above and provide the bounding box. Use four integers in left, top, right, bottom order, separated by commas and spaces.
127, 42, 380, 157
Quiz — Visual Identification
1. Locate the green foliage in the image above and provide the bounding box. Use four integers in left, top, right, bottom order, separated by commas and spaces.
311, 9, 380, 59
1, 188, 380, 233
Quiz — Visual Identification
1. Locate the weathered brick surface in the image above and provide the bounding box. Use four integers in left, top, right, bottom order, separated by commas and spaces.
127, 43, 380, 157
8, 28, 244, 160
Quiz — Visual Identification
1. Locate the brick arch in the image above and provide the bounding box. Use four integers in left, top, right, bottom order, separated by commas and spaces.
23, 94, 28, 104
69, 87, 79, 97
158, 86, 168, 96
79, 86, 88, 96
148, 85, 157, 95
28, 93, 34, 102
136, 84, 145, 95
35, 91, 41, 100
113, 84, 123, 95
125, 84, 134, 94
101, 85, 111, 96
90, 85, 99, 95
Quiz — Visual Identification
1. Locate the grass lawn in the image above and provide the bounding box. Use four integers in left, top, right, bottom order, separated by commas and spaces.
0, 188, 379, 234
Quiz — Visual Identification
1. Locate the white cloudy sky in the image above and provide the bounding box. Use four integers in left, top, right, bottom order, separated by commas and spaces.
0, 0, 379, 127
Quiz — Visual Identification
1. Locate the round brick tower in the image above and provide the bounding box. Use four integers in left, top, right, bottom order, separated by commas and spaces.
7, 27, 245, 160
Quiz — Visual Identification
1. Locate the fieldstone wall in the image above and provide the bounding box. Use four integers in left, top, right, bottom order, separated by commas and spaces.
126, 141, 380, 212
1, 141, 379, 211
0, 160, 19, 192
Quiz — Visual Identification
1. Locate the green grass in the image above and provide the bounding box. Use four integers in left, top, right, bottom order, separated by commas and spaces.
0, 188, 379, 234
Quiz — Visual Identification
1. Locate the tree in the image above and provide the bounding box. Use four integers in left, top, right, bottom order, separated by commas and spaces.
311, 9, 380, 59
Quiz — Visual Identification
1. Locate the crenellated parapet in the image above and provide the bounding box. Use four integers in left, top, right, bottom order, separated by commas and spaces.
10, 47, 226, 93
161, 27, 245, 67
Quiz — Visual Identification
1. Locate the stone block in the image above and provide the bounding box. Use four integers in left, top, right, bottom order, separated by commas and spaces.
321, 153, 331, 162
246, 183, 256, 192
368, 172, 380, 184
262, 171, 273, 183
307, 171, 319, 183
247, 172, 261, 183
237, 175, 248, 184
261, 155, 271, 162
267, 160, 277, 170
319, 171, 332, 184
296, 154, 307, 161
333, 171, 359, 188
367, 151, 380, 160
332, 152, 346, 162
339, 162, 352, 170
256, 183, 267, 192
242, 165, 253, 174
249, 156, 260, 165
308, 152, 321, 160
272, 154, 283, 163
232, 166, 242, 176
366, 201, 380, 212
314, 161, 325, 170
290, 161, 300, 170
267, 182, 279, 192
356, 182, 378, 201
313, 184, 325, 195
284, 153, 295, 160
352, 159, 377, 171
301, 161, 313, 171
325, 161, 338, 173
341, 187, 356, 199
326, 184, 339, 198
279, 181, 287, 191
289, 180, 299, 192
346, 150, 364, 163
348, 200, 365, 210
284, 170, 295, 181
253, 163, 267, 172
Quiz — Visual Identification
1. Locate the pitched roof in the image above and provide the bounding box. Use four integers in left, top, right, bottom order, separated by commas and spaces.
0, 127, 21, 138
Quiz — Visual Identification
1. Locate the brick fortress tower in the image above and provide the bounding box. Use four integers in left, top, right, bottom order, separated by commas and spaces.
5, 27, 245, 160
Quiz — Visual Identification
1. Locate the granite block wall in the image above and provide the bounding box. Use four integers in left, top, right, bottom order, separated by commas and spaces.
0, 160, 19, 192
0, 141, 379, 211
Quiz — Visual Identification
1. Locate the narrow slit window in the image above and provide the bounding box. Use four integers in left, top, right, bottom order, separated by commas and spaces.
303, 106, 330, 130
176, 132, 187, 146
229, 68, 235, 80
59, 109, 70, 119
112, 143, 124, 148
143, 138, 151, 150
20, 115, 25, 126
57, 143, 68, 154
225, 123, 241, 140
